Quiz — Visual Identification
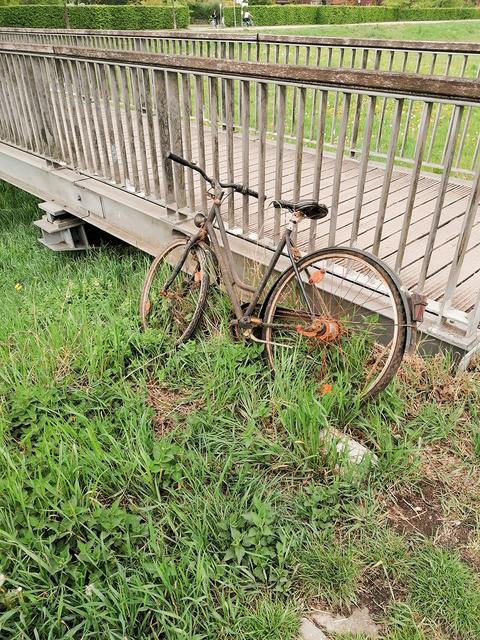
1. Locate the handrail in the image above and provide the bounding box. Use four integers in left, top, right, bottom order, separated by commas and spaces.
1, 27, 480, 55
0, 42, 478, 102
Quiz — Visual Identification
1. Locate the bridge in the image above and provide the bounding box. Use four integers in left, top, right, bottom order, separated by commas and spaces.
0, 28, 479, 356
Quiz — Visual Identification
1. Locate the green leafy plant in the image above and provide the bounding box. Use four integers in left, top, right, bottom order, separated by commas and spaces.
148, 439, 185, 488
217, 496, 294, 589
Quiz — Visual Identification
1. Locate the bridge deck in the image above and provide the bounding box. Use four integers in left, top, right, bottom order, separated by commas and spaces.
133, 125, 478, 315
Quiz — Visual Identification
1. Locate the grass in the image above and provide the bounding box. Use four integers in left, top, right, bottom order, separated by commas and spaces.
409, 545, 480, 640
257, 19, 480, 43
0, 180, 479, 639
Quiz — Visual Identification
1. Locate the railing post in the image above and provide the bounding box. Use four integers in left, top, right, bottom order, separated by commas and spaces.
350, 48, 369, 158
166, 70, 186, 210
417, 104, 464, 292
395, 101, 433, 272
154, 69, 175, 206
208, 76, 220, 183
132, 66, 151, 197
439, 159, 480, 322
241, 80, 250, 235
372, 98, 404, 256
350, 93, 377, 247
180, 73, 195, 212
329, 92, 352, 247
310, 90, 327, 251
194, 75, 208, 213
119, 65, 140, 192
144, 67, 162, 202
274, 84, 286, 244
225, 77, 235, 229
98, 63, 121, 185
257, 82, 268, 240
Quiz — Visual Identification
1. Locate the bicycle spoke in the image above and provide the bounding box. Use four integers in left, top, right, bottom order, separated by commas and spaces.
141, 241, 209, 344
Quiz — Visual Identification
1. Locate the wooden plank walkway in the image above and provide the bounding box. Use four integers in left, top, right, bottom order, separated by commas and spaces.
122, 119, 479, 315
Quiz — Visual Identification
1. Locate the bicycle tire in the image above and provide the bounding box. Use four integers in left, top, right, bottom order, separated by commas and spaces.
262, 247, 408, 401
140, 238, 209, 345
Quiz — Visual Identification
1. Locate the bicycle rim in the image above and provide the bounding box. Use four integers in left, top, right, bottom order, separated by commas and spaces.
140, 239, 209, 344
262, 248, 408, 400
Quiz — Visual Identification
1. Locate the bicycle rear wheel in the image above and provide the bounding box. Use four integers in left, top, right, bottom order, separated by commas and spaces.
140, 238, 209, 344
262, 248, 408, 401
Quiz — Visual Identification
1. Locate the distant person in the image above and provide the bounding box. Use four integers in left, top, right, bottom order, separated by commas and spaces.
211, 10, 218, 28
243, 10, 253, 27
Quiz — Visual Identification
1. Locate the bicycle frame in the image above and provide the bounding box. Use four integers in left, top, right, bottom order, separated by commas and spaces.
145, 154, 415, 398
166, 189, 316, 326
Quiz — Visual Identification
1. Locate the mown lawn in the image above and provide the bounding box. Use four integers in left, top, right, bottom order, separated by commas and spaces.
0, 181, 479, 639
258, 19, 480, 42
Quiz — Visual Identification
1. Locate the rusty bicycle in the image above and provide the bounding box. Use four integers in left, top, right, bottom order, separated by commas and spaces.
140, 153, 417, 400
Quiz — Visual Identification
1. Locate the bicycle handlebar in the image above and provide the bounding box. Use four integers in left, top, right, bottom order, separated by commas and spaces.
168, 152, 261, 199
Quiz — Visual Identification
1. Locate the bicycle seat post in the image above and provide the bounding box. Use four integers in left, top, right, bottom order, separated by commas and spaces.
287, 210, 304, 232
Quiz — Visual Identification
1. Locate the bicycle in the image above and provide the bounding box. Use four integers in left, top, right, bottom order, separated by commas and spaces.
140, 153, 418, 401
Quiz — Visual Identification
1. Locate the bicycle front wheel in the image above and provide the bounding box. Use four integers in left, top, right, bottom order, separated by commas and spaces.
140, 238, 209, 345
262, 248, 408, 401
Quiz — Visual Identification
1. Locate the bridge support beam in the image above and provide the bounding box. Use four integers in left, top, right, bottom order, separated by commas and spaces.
0, 142, 182, 257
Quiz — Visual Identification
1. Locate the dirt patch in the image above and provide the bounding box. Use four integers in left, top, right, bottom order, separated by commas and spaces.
146, 382, 202, 438
385, 448, 479, 573
307, 570, 405, 632
462, 544, 480, 573
357, 566, 407, 620
420, 447, 479, 498
436, 518, 477, 559
388, 481, 443, 537
387, 445, 479, 541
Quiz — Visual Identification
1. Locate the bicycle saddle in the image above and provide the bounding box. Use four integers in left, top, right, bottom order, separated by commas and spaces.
273, 199, 329, 220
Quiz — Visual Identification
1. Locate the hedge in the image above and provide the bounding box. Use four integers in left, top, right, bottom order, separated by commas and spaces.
0, 5, 64, 26
223, 5, 480, 27
0, 5, 190, 29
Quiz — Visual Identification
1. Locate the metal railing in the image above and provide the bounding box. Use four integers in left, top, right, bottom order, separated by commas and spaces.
1, 28, 479, 80
0, 41, 479, 338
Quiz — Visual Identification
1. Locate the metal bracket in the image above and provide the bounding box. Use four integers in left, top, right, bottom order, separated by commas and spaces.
34, 202, 90, 251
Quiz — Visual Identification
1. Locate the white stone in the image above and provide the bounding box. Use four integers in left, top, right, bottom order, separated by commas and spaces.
311, 607, 380, 637
298, 618, 328, 640
319, 427, 378, 466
